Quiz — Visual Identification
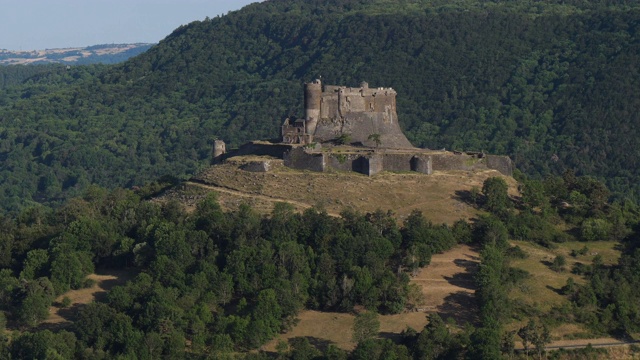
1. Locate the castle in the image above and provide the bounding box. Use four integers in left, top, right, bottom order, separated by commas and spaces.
214, 80, 513, 177
281, 80, 413, 148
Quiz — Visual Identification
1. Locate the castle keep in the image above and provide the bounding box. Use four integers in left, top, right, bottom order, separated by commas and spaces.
282, 80, 413, 148
216, 80, 513, 177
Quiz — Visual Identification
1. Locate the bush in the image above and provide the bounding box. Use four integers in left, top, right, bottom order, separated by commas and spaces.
83, 278, 96, 289
506, 245, 528, 259
335, 133, 352, 145
581, 218, 612, 241
571, 262, 591, 275
60, 296, 72, 308
550, 255, 566, 272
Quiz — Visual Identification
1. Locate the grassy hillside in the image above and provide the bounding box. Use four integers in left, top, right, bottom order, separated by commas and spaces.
1, 0, 640, 212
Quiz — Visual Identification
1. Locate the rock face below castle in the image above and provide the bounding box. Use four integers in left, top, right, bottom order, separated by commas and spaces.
282, 80, 413, 148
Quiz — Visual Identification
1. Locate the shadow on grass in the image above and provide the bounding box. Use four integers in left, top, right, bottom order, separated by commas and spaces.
545, 284, 564, 296
437, 290, 479, 327
443, 271, 477, 291
262, 336, 335, 356
454, 190, 481, 208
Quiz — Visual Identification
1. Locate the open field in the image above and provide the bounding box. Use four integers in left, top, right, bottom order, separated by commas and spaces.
40, 269, 135, 329
160, 158, 518, 225
509, 240, 621, 313
411, 244, 479, 326
262, 239, 625, 353
263, 244, 480, 351
508, 240, 622, 341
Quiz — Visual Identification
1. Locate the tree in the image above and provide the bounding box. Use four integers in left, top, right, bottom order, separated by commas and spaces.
19, 249, 49, 280
74, 302, 140, 355
550, 255, 566, 272
561, 277, 576, 295
351, 338, 411, 360
517, 320, 535, 357
247, 288, 283, 347
368, 133, 381, 148
518, 319, 550, 359
288, 337, 322, 360
581, 218, 612, 241
521, 179, 546, 210
468, 323, 503, 360
414, 313, 453, 360
533, 323, 551, 359
14, 277, 56, 327
10, 330, 76, 360
352, 311, 380, 344
482, 177, 510, 215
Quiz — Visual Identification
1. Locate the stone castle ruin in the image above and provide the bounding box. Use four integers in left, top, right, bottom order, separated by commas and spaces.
282, 80, 413, 148
214, 80, 513, 177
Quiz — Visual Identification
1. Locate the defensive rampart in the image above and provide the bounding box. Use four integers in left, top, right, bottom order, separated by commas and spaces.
280, 146, 510, 177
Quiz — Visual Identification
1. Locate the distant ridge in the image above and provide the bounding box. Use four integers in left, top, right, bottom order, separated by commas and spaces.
0, 43, 154, 65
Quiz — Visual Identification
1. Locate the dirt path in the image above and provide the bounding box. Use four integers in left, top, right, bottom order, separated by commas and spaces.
410, 244, 480, 326
186, 180, 342, 217
541, 338, 637, 350
41, 269, 135, 329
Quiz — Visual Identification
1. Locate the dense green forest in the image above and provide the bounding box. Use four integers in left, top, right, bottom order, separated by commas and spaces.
0, 170, 639, 359
0, 0, 640, 211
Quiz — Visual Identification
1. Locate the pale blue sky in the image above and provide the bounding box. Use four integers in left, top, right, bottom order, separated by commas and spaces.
1, 0, 259, 50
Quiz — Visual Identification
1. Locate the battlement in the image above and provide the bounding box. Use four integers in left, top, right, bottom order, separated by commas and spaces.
214, 80, 514, 178
283, 79, 413, 148
323, 81, 397, 97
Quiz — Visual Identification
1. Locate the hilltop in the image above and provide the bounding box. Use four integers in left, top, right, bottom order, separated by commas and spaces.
0, 0, 640, 213
159, 155, 517, 224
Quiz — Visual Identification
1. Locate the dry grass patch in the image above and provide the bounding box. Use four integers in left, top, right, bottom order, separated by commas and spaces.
508, 240, 622, 341
509, 240, 621, 312
263, 245, 481, 351
263, 311, 356, 352
262, 311, 432, 352
42, 269, 135, 329
169, 162, 518, 224
411, 244, 479, 327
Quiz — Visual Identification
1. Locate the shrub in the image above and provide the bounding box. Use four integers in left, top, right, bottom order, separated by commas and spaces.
550, 255, 567, 272
83, 278, 96, 289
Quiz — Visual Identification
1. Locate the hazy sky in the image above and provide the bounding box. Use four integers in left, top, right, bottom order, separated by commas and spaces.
1, 0, 259, 50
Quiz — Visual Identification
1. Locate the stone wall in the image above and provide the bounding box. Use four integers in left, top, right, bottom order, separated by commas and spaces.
311, 81, 413, 148
431, 153, 485, 172
382, 153, 413, 172
327, 153, 363, 172
365, 154, 384, 176
241, 160, 275, 173
486, 155, 513, 176
279, 147, 511, 177
283, 147, 325, 172
411, 155, 433, 175
233, 142, 293, 158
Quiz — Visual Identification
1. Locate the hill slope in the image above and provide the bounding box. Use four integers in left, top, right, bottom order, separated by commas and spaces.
0, 0, 640, 211
0, 43, 153, 66
158, 156, 518, 224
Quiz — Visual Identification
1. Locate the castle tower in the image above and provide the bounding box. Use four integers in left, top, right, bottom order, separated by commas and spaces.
212, 139, 226, 164
304, 79, 322, 135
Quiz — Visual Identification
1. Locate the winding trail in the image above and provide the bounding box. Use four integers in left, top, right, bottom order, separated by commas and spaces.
186, 180, 342, 217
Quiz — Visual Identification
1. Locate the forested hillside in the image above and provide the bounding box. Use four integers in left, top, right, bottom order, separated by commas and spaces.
1, 0, 640, 211
2, 171, 639, 358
